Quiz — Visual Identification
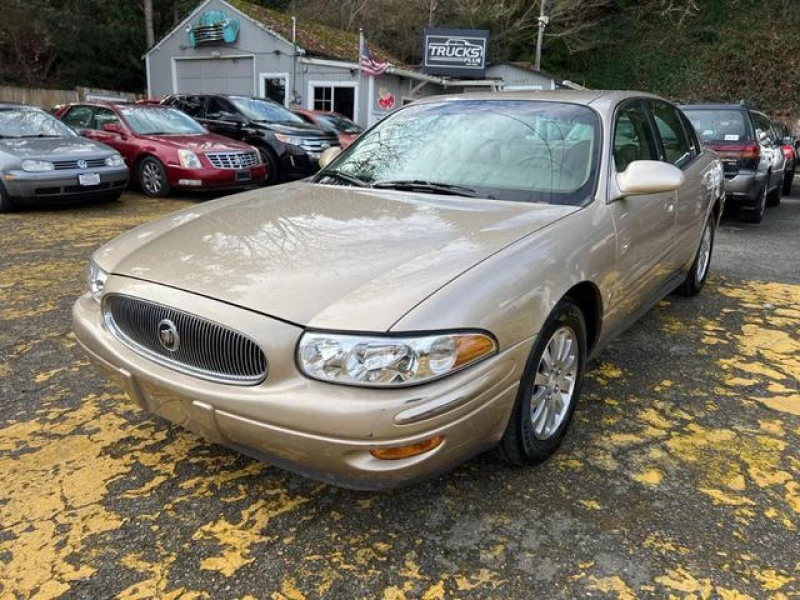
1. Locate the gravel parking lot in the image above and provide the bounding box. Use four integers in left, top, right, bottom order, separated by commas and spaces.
1, 191, 798, 599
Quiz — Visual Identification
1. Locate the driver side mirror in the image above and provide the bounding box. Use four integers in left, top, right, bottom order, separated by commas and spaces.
318, 146, 342, 170
102, 122, 124, 135
614, 160, 684, 200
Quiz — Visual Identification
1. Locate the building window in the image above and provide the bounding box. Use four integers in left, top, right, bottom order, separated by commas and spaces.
261, 74, 288, 105
311, 85, 355, 120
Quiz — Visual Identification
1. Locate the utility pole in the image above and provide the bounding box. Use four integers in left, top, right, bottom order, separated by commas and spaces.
534, 0, 553, 71
144, 0, 155, 49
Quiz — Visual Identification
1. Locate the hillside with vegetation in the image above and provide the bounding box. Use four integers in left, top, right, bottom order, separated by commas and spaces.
1, 0, 798, 116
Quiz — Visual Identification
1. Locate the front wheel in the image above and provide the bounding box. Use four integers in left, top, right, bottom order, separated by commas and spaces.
0, 183, 13, 213
138, 157, 171, 197
676, 215, 714, 297
259, 148, 280, 186
497, 299, 587, 465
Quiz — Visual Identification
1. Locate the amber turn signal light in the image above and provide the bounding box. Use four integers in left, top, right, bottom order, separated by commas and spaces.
370, 435, 445, 460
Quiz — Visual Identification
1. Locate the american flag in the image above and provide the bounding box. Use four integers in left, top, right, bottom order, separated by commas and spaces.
360, 37, 388, 76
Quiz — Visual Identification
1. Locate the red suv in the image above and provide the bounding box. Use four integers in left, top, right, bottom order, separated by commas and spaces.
56, 103, 267, 196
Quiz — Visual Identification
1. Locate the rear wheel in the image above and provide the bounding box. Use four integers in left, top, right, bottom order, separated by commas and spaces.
497, 299, 587, 465
676, 216, 714, 297
138, 157, 171, 197
742, 182, 766, 224
767, 180, 782, 207
780, 169, 793, 197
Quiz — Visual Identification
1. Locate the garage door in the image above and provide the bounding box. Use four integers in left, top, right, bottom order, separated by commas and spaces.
174, 57, 254, 95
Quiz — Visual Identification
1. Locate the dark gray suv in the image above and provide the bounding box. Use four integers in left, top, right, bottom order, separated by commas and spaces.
682, 103, 784, 224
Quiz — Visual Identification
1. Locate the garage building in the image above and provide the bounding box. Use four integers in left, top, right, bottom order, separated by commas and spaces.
145, 0, 575, 127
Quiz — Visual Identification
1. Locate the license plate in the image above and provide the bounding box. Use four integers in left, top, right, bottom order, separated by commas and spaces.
235, 169, 251, 182
78, 173, 101, 186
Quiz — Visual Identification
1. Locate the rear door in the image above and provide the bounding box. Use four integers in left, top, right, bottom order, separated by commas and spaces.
647, 99, 708, 268
606, 99, 678, 312
752, 111, 785, 190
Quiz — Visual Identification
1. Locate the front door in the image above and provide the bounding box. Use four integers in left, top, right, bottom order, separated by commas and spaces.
605, 100, 678, 315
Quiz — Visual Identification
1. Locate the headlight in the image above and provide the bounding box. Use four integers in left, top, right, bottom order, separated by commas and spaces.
178, 149, 202, 169
105, 154, 125, 167
297, 331, 497, 387
275, 134, 305, 146
21, 159, 55, 172
87, 260, 109, 300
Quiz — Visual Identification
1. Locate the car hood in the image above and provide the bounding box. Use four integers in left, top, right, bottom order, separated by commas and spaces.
136, 134, 253, 153
0, 136, 114, 159
97, 183, 577, 331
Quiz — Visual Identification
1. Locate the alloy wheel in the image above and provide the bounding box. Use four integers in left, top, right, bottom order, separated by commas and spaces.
695, 220, 713, 283
142, 162, 163, 195
530, 326, 579, 440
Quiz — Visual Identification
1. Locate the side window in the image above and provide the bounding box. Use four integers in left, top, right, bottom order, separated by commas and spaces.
177, 96, 205, 118
752, 113, 775, 145
93, 107, 120, 130
62, 106, 94, 129
613, 101, 659, 172
206, 97, 235, 120
678, 111, 701, 157
649, 101, 692, 168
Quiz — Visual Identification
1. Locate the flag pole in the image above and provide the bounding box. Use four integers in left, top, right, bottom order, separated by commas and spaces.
358, 28, 365, 127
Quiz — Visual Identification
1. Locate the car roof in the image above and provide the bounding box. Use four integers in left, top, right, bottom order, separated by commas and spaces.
411, 89, 668, 108
681, 103, 751, 111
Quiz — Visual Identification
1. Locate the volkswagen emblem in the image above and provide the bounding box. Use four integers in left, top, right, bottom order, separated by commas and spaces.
77, 159, 88, 170
158, 319, 180, 352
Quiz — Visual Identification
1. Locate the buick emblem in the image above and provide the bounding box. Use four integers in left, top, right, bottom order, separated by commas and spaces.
158, 319, 180, 352
77, 159, 88, 169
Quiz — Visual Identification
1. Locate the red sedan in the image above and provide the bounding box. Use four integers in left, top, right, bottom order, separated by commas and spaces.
56, 103, 267, 196
293, 109, 363, 149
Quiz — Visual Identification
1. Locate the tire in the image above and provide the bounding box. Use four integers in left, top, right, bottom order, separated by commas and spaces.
0, 182, 13, 213
138, 156, 171, 197
767, 181, 782, 208
780, 169, 793, 197
742, 182, 766, 224
676, 216, 714, 297
259, 148, 280, 186
497, 299, 587, 465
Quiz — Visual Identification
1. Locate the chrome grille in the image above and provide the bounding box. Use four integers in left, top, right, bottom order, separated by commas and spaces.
53, 158, 107, 170
205, 151, 260, 170
104, 295, 267, 385
299, 137, 339, 153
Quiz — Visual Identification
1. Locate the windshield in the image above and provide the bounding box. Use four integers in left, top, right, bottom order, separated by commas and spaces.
229, 97, 305, 124
683, 109, 751, 143
318, 100, 600, 205
316, 113, 363, 134
120, 106, 206, 135
0, 108, 76, 138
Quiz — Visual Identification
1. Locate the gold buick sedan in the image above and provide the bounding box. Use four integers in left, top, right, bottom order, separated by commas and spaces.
73, 91, 724, 490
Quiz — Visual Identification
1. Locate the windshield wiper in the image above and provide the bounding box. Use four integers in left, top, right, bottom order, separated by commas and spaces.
372, 179, 478, 198
316, 169, 368, 187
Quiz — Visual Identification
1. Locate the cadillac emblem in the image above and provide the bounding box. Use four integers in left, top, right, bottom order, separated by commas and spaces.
158, 319, 180, 352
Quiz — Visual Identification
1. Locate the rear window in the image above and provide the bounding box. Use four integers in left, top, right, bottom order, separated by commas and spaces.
683, 109, 750, 143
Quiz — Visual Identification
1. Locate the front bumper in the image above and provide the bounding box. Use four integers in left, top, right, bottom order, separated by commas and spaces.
166, 164, 267, 190
72, 279, 529, 490
3, 167, 129, 201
